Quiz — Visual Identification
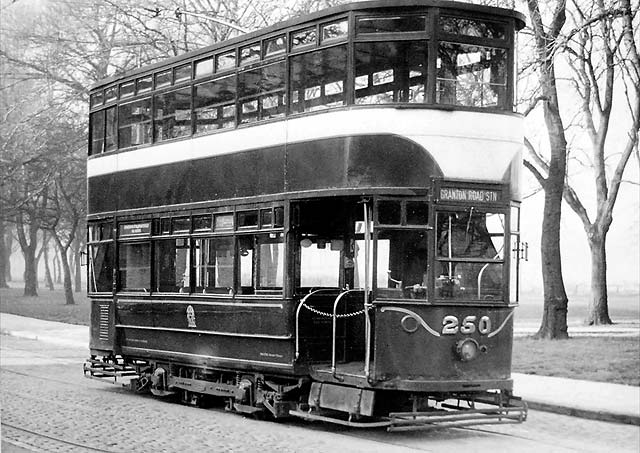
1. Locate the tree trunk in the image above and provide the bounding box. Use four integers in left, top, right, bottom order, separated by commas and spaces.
53, 253, 61, 284
535, 183, 569, 339
73, 236, 83, 292
52, 234, 75, 305
586, 233, 612, 325
23, 246, 38, 296
0, 221, 9, 288
43, 242, 55, 291
5, 228, 13, 282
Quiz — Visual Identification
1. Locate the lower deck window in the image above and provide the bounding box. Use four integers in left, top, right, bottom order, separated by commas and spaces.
89, 242, 114, 292
376, 229, 428, 299
194, 237, 234, 294
239, 234, 284, 294
154, 238, 190, 292
118, 242, 151, 292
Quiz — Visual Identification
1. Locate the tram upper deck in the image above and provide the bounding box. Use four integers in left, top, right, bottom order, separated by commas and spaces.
87, 0, 526, 217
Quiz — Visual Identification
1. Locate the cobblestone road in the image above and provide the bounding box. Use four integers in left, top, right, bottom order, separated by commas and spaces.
2, 334, 639, 453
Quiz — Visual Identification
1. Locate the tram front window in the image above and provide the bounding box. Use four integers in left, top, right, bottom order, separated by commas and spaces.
436, 210, 505, 300
376, 230, 428, 300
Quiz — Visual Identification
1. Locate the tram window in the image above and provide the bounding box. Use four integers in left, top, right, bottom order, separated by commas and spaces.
137, 76, 153, 93
239, 236, 254, 292
378, 201, 401, 225
193, 214, 212, 231
274, 207, 284, 227
321, 19, 348, 42
356, 15, 426, 34
118, 242, 151, 292
291, 27, 316, 49
120, 81, 135, 98
90, 91, 103, 108
195, 57, 214, 78
258, 235, 284, 289
436, 211, 505, 300
299, 237, 340, 287
264, 35, 286, 57
290, 45, 347, 113
440, 16, 506, 40
406, 201, 429, 225
105, 86, 117, 103
172, 217, 191, 233
216, 50, 236, 72
376, 230, 428, 300
154, 238, 190, 292
154, 87, 192, 141
355, 41, 427, 104
214, 213, 234, 231
118, 98, 152, 148
90, 110, 105, 155
89, 242, 114, 292
261, 209, 273, 227
238, 61, 286, 123
436, 43, 507, 108
105, 107, 117, 152
155, 70, 172, 88
240, 43, 261, 65
194, 75, 237, 133
237, 211, 258, 228
174, 63, 192, 83
194, 237, 234, 294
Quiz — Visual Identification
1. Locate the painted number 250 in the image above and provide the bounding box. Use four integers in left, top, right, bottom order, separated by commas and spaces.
442, 315, 492, 335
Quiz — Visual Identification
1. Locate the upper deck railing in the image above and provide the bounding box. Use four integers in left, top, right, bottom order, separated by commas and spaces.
88, 0, 525, 157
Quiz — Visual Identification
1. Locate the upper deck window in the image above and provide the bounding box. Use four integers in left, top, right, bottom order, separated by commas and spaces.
155, 69, 172, 88
154, 87, 192, 141
195, 57, 214, 78
174, 63, 192, 83
105, 86, 117, 103
321, 19, 348, 42
238, 61, 286, 124
356, 15, 426, 34
355, 41, 427, 104
440, 16, 506, 40
118, 98, 152, 148
137, 76, 153, 93
120, 81, 135, 98
194, 74, 237, 133
290, 45, 347, 113
264, 35, 286, 57
90, 110, 105, 155
240, 43, 261, 66
90, 92, 103, 108
437, 43, 507, 108
291, 27, 317, 50
216, 50, 236, 72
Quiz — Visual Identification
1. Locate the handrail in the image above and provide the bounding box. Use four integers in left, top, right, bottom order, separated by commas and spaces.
331, 289, 364, 377
476, 247, 503, 298
294, 288, 341, 360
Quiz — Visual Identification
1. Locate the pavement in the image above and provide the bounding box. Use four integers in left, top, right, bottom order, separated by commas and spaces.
1, 312, 639, 426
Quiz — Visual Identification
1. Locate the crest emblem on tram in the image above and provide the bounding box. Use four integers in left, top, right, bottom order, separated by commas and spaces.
186, 305, 197, 328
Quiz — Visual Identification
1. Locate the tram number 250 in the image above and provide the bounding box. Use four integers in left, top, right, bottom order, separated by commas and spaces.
442, 315, 491, 335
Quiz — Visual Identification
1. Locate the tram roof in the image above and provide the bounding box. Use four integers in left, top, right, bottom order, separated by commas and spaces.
90, 0, 526, 91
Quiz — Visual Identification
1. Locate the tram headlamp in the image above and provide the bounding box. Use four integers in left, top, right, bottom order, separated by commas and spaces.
456, 338, 480, 362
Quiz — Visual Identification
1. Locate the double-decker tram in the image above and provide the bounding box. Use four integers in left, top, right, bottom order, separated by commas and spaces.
84, 0, 528, 430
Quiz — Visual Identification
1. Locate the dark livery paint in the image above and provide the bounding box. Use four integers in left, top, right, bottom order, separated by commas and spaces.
88, 134, 442, 215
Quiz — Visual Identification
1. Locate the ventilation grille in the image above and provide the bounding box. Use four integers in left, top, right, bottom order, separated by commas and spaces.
99, 303, 110, 341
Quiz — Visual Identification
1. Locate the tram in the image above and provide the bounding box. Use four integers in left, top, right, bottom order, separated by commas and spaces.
84, 0, 528, 430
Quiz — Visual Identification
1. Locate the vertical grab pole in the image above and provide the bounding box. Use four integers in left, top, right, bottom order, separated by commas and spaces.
363, 201, 372, 380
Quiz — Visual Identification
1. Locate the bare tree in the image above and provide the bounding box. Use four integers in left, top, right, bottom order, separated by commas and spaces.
523, 0, 639, 327
522, 0, 571, 339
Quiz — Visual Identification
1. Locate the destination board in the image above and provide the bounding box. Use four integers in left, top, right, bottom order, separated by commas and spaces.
439, 187, 501, 203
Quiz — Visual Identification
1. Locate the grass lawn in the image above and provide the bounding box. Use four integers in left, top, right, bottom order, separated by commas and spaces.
1, 287, 639, 386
